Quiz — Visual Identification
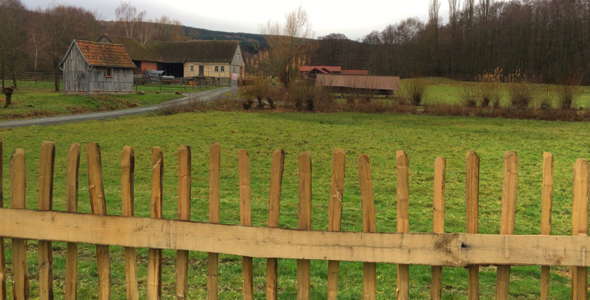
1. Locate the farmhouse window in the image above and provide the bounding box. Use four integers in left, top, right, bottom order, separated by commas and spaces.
221, 66, 225, 72
190, 66, 194, 71
215, 66, 219, 72
106, 68, 113, 78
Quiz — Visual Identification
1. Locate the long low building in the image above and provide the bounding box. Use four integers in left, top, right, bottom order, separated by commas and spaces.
314, 74, 400, 95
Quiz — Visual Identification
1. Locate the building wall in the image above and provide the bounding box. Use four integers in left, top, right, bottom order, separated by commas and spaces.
63, 45, 133, 94
140, 61, 158, 74
184, 62, 231, 78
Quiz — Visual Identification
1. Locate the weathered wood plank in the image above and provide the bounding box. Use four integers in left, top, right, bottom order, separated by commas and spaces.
147, 148, 163, 300
6, 208, 590, 266
495, 152, 519, 300
38, 142, 55, 300
571, 159, 588, 300
121, 146, 138, 300
431, 157, 446, 300
466, 151, 480, 300
396, 151, 409, 300
327, 149, 345, 300
86, 143, 110, 300
176, 146, 191, 300
358, 154, 376, 300
267, 150, 284, 300
0, 139, 5, 300
239, 150, 254, 300
540, 152, 553, 300
65, 143, 80, 300
208, 143, 221, 300
297, 153, 312, 300
10, 149, 29, 300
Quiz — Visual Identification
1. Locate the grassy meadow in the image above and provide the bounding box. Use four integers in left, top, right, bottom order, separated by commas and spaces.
1, 110, 589, 298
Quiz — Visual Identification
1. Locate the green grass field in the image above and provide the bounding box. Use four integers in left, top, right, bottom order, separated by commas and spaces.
1, 110, 588, 298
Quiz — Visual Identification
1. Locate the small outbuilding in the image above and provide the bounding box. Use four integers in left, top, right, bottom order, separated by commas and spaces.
59, 40, 137, 94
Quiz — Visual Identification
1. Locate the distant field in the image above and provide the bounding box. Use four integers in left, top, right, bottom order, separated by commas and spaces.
1, 111, 587, 299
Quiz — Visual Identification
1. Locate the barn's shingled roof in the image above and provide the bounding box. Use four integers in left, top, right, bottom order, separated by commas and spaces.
99, 34, 162, 62
154, 40, 239, 63
75, 40, 136, 68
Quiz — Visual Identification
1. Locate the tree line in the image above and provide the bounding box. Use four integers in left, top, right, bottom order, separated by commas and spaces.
313, 0, 590, 84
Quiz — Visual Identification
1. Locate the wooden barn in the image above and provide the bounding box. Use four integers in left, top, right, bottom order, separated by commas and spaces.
59, 40, 136, 94
314, 74, 399, 95
97, 34, 162, 77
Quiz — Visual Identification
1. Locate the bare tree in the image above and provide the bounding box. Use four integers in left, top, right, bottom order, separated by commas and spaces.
135, 11, 155, 44
428, 0, 441, 74
27, 32, 44, 86
115, 2, 146, 39
154, 16, 185, 41
259, 6, 316, 87
0, 0, 27, 89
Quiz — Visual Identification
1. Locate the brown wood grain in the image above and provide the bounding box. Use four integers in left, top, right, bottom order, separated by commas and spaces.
10, 149, 29, 300
208, 143, 221, 300
396, 151, 409, 300
571, 159, 589, 300
466, 151, 480, 300
358, 154, 376, 300
239, 150, 254, 300
495, 151, 519, 300
86, 143, 110, 300
540, 153, 553, 300
147, 148, 163, 300
121, 146, 138, 300
431, 157, 446, 300
297, 153, 312, 300
328, 149, 345, 300
65, 143, 80, 300
0, 140, 4, 300
176, 146, 191, 300
267, 150, 284, 300
38, 142, 55, 300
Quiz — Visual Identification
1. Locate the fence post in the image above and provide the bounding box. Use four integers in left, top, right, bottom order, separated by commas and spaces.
0, 139, 5, 300
572, 159, 589, 300
396, 151, 410, 300
86, 143, 111, 300
327, 149, 345, 300
11, 148, 29, 299
208, 143, 221, 300
267, 150, 285, 300
297, 153, 312, 300
358, 154, 376, 300
431, 157, 446, 300
147, 148, 163, 300
65, 143, 80, 300
540, 153, 553, 300
495, 151, 519, 299
121, 146, 139, 300
239, 150, 254, 300
176, 145, 191, 300
38, 142, 55, 300
466, 151, 480, 300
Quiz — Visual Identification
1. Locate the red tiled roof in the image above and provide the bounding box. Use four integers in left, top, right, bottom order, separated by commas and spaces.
75, 40, 136, 68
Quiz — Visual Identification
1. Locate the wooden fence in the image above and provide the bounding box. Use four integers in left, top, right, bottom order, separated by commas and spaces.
0, 140, 589, 299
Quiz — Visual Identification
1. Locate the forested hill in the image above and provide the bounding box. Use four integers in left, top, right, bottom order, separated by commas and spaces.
182, 26, 268, 54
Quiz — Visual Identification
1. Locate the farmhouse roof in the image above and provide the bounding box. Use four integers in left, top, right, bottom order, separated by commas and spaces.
99, 34, 161, 62
61, 40, 136, 69
315, 74, 400, 91
299, 66, 342, 73
341, 70, 369, 75
154, 40, 239, 63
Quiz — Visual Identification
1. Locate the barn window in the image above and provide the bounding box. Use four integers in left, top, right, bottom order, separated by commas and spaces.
221, 66, 225, 72
106, 68, 113, 78
190, 66, 194, 71
215, 66, 219, 72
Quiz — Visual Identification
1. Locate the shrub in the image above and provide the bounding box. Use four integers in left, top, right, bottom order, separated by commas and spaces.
506, 69, 536, 109
474, 68, 502, 107
287, 82, 332, 112
555, 76, 582, 110
242, 77, 269, 108
399, 78, 428, 106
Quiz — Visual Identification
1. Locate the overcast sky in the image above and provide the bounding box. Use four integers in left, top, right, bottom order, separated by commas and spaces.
21, 0, 448, 40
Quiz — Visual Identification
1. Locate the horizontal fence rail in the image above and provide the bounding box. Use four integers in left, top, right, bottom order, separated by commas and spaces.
0, 140, 588, 299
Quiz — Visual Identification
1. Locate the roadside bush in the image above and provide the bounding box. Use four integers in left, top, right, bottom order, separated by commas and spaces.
555, 76, 582, 110
473, 68, 502, 107
399, 78, 428, 106
242, 77, 269, 108
287, 82, 332, 112
506, 69, 536, 109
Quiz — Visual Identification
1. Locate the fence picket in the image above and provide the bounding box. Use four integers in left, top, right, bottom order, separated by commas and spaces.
65, 143, 80, 300
358, 154, 376, 300
540, 153, 553, 300
0, 139, 5, 300
431, 157, 446, 300
327, 149, 345, 300
572, 159, 589, 300
176, 146, 191, 300
495, 151, 519, 300
396, 151, 410, 300
297, 153, 312, 300
208, 143, 221, 300
121, 146, 139, 300
239, 150, 254, 300
466, 151, 480, 300
11, 149, 29, 299
38, 142, 55, 300
148, 148, 164, 300
86, 143, 111, 300
267, 150, 285, 300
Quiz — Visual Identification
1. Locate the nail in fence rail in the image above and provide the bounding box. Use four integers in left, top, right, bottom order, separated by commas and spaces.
2, 142, 590, 299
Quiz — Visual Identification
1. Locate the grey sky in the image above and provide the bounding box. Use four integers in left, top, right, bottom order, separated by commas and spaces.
21, 0, 448, 40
